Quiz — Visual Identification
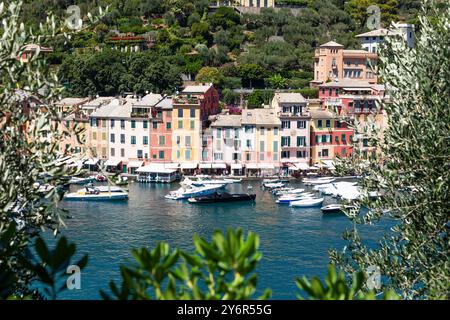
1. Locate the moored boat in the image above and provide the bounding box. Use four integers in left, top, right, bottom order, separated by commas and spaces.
263, 182, 285, 189
303, 177, 336, 185
290, 197, 324, 208
321, 204, 357, 214
187, 192, 256, 203
276, 193, 315, 204
68, 176, 96, 185
64, 186, 128, 201
165, 184, 225, 200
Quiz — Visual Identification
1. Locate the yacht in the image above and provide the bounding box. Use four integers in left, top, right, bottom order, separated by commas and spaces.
165, 184, 225, 200
64, 186, 128, 201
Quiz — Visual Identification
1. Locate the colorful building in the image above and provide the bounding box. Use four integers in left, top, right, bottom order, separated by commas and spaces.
356, 23, 415, 53
178, 84, 220, 122
240, 107, 281, 176
271, 92, 311, 171
311, 41, 378, 87
147, 96, 174, 163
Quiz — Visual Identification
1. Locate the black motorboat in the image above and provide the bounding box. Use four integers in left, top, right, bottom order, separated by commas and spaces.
321, 204, 356, 214
188, 192, 256, 203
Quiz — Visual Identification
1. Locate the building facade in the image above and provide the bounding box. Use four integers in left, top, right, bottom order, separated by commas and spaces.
271, 92, 311, 169
311, 41, 378, 87
356, 23, 415, 53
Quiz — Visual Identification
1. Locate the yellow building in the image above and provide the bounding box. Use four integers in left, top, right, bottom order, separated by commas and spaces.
171, 97, 202, 168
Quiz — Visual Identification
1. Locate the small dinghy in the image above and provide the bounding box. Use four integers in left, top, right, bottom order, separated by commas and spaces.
290, 197, 324, 208
188, 192, 256, 204
276, 193, 315, 204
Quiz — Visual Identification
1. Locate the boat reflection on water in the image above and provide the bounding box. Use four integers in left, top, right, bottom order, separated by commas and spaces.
188, 192, 256, 204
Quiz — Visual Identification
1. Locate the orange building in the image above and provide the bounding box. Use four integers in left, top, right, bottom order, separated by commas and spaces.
311, 41, 378, 87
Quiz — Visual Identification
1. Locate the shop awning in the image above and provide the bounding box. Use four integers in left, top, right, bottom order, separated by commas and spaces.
84, 158, 100, 165
136, 165, 176, 174
230, 163, 242, 170
245, 163, 258, 170
104, 159, 121, 167
128, 160, 144, 168
164, 163, 179, 169
295, 163, 310, 171
180, 162, 198, 170
259, 163, 274, 170
199, 163, 212, 169
212, 163, 226, 169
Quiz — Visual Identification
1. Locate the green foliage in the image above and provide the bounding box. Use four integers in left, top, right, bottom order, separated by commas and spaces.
195, 66, 224, 87
267, 74, 288, 89
331, 2, 450, 299
296, 265, 399, 300
0, 0, 101, 299
246, 90, 275, 108
101, 228, 271, 300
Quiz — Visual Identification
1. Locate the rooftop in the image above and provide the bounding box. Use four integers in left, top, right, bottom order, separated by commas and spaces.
56, 97, 90, 106
182, 84, 213, 94
320, 79, 372, 88
133, 93, 164, 107
310, 109, 335, 119
211, 114, 241, 127
81, 97, 114, 108
154, 96, 173, 109
90, 99, 122, 118
319, 41, 344, 48
273, 92, 306, 104
241, 108, 281, 126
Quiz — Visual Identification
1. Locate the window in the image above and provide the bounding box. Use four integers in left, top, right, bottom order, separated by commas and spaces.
102, 147, 106, 157
153, 122, 158, 129
166, 122, 171, 130
274, 127, 278, 135
176, 136, 181, 145
110, 133, 115, 143
159, 151, 164, 159
281, 151, 290, 159
260, 127, 265, 135
176, 150, 180, 159
178, 120, 183, 129
281, 136, 291, 147
143, 121, 148, 129
185, 150, 191, 160
273, 141, 279, 152
245, 126, 253, 133
296, 150, 306, 158
178, 108, 183, 118
120, 148, 125, 157
216, 139, 221, 150
190, 108, 195, 118
246, 153, 251, 161
190, 120, 195, 129
322, 149, 329, 157
120, 134, 125, 144
318, 120, 323, 128
131, 120, 136, 129
234, 128, 240, 139
297, 121, 306, 129
342, 148, 347, 156
281, 121, 290, 129
90, 118, 97, 127
246, 140, 252, 148
159, 136, 165, 146
216, 128, 222, 138
102, 132, 106, 141
111, 148, 115, 157
102, 119, 106, 128
326, 120, 331, 128
342, 134, 346, 142
214, 153, 223, 161
92, 132, 97, 140
226, 129, 231, 139
143, 136, 148, 145
110, 119, 115, 128
137, 150, 143, 159
336, 121, 341, 128
120, 119, 125, 129
297, 136, 306, 147
131, 136, 136, 145
185, 136, 191, 147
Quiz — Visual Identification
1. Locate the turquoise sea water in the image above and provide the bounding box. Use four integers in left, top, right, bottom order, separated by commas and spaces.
54, 180, 392, 299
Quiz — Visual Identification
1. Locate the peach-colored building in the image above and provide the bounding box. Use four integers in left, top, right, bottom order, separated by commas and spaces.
311, 41, 378, 87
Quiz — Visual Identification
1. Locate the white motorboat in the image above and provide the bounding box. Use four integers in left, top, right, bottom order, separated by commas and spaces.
222, 178, 242, 184
276, 193, 315, 204
290, 197, 324, 208
68, 176, 96, 185
64, 187, 128, 201
303, 177, 336, 185
263, 182, 285, 189
182, 177, 234, 187
274, 188, 305, 196
165, 184, 225, 200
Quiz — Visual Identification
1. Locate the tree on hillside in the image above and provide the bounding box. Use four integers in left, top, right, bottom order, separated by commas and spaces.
331, 2, 450, 299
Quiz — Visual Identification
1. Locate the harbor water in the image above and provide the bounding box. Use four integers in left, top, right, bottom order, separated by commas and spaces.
55, 179, 392, 299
